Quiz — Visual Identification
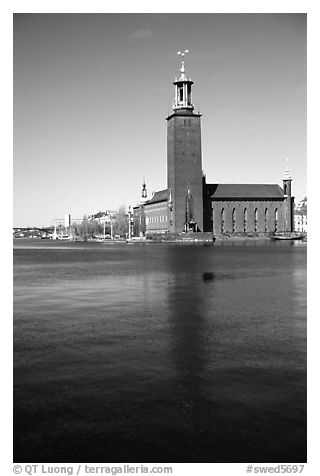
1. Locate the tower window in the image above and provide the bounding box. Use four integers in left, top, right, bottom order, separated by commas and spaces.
254, 208, 258, 232
244, 208, 247, 232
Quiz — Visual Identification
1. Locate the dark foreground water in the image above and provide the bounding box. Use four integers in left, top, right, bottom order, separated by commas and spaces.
13, 239, 307, 463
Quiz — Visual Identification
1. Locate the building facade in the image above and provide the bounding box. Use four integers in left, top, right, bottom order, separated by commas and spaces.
133, 55, 295, 237
294, 197, 307, 233
205, 179, 294, 236
133, 190, 168, 236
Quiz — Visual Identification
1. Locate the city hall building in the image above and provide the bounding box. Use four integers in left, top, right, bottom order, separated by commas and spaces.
133, 55, 294, 238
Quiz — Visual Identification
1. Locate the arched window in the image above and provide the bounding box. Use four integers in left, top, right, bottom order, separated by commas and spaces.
185, 190, 194, 228
275, 208, 278, 232
254, 208, 258, 232
232, 208, 236, 232
265, 208, 268, 232
221, 208, 225, 233
284, 184, 287, 195
244, 208, 247, 232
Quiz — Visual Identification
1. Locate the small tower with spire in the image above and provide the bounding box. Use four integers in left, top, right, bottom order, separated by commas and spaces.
166, 50, 203, 233
282, 158, 294, 232
141, 177, 147, 201
135, 177, 148, 237
283, 158, 292, 198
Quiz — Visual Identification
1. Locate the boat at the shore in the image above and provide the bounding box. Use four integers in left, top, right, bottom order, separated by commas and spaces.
270, 233, 306, 241
57, 234, 72, 241
126, 237, 147, 243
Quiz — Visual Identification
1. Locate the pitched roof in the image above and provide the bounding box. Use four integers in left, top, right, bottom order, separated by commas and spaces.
208, 183, 284, 199
295, 209, 307, 216
145, 189, 168, 204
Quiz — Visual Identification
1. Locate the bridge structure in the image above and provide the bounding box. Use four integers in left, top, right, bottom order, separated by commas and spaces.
13, 226, 55, 232
13, 226, 55, 238
13, 215, 111, 238
13, 218, 83, 238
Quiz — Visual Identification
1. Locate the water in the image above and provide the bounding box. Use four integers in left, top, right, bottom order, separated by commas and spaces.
13, 239, 307, 463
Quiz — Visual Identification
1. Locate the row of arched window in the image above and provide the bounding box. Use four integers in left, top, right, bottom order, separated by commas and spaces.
219, 207, 278, 233
146, 215, 167, 225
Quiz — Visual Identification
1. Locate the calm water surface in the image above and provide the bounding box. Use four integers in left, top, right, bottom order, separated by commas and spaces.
13, 239, 307, 462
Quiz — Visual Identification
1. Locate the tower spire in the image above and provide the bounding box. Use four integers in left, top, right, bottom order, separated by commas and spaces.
177, 49, 189, 80
284, 158, 292, 180
141, 177, 147, 200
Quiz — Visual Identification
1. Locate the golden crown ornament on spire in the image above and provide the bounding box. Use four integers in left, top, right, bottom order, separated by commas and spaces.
177, 50, 189, 79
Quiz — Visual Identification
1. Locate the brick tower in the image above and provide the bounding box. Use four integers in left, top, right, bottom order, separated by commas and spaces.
166, 51, 203, 233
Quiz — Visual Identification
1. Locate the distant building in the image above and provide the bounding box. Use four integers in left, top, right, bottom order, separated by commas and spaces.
91, 210, 117, 225
294, 197, 307, 233
134, 54, 295, 237
64, 214, 71, 228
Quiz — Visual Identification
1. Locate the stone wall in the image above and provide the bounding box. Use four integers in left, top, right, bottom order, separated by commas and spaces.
146, 231, 214, 242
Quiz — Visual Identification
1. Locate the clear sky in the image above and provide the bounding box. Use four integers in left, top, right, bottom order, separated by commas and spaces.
13, 13, 306, 227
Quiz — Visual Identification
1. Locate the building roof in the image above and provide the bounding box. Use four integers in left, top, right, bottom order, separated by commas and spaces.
295, 197, 307, 213
208, 183, 284, 200
294, 209, 307, 216
132, 189, 168, 210
145, 189, 168, 204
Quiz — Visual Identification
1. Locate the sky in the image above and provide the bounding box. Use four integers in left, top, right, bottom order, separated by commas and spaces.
13, 13, 307, 227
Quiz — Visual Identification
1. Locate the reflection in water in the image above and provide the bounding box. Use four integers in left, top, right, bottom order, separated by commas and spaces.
167, 250, 209, 460
13, 240, 307, 463
202, 272, 215, 282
